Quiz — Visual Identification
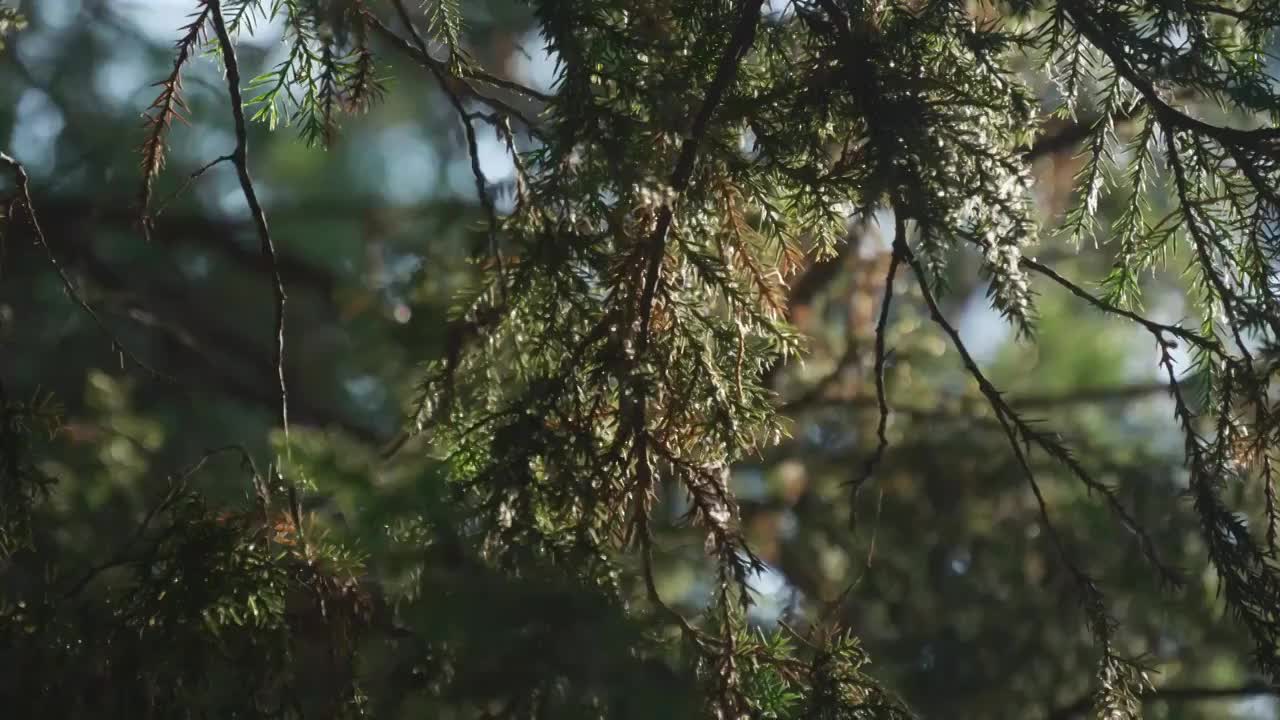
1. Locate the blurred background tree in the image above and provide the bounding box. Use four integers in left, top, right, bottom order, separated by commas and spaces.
2, 1, 1280, 718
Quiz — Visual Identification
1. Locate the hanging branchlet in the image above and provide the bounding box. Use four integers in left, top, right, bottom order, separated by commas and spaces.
138, 3, 212, 239
903, 238, 1153, 717
425, 0, 469, 71
3, 153, 165, 377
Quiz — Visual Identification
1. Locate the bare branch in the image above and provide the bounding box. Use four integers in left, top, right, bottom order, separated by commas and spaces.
1, 151, 168, 379
207, 0, 297, 529
388, 0, 505, 298
151, 153, 234, 219
847, 227, 903, 525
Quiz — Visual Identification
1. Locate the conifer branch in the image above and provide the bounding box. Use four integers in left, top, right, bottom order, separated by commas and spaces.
622, 0, 766, 615
595, 9, 773, 705
389, 0, 503, 297
1065, 2, 1280, 153
18, 0, 1280, 714
361, 10, 545, 134
902, 238, 1152, 717
904, 239, 1098, 581
206, 0, 297, 530
923, 247, 1183, 586
635, 0, 767, 352
1166, 131, 1280, 343
1021, 257, 1221, 355
138, 3, 212, 242
60, 444, 263, 601
1024, 100, 1144, 161
1035, 215, 1280, 678
1051, 682, 1280, 720
362, 6, 551, 103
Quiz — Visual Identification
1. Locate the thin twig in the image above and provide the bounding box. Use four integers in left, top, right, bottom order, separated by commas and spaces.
1022, 256, 1220, 355
847, 229, 904, 525
388, 0, 505, 299
207, 1, 298, 531
1, 151, 168, 379
904, 242, 1179, 588
361, 12, 546, 134
151, 153, 234, 219
468, 68, 552, 104
821, 486, 884, 626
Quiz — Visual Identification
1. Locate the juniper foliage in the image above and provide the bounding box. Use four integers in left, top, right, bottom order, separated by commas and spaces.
4, 0, 1280, 718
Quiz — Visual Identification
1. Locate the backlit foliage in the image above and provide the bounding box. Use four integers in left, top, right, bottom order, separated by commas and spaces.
5, 0, 1280, 718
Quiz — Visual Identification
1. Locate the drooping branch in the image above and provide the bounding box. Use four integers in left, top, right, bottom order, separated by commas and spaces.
207, 0, 297, 529
901, 235, 1153, 717
635, 0, 768, 352
1, 152, 167, 379
614, 6, 769, 712
916, 246, 1183, 585
361, 11, 546, 134
1064, 2, 1280, 155
1021, 257, 1221, 356
138, 3, 212, 241
625, 0, 768, 556
387, 0, 505, 296
847, 226, 903, 524
904, 238, 1101, 580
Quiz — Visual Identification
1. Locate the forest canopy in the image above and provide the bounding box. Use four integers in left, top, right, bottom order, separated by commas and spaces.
4, 0, 1280, 718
